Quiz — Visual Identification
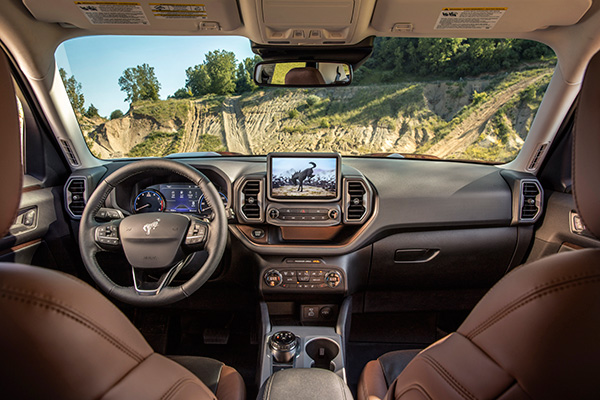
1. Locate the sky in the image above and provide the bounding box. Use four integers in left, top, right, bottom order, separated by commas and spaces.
55, 36, 256, 117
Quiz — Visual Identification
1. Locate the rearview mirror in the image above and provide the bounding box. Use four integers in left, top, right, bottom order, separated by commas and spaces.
254, 61, 353, 87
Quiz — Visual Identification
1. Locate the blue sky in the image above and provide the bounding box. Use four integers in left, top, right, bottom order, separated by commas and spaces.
55, 36, 255, 117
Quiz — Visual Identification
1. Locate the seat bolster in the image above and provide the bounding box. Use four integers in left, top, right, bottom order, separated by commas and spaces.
377, 349, 422, 387
389, 333, 514, 400
358, 360, 389, 400
216, 365, 246, 400
168, 355, 224, 394
101, 353, 216, 400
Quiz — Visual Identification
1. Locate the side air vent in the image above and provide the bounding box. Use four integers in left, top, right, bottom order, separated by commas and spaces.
527, 142, 548, 171
240, 180, 262, 221
344, 179, 372, 224
59, 139, 81, 167
65, 177, 86, 218
520, 180, 543, 221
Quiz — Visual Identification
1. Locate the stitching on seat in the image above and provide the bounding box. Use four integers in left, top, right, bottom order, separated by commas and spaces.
0, 287, 145, 362
466, 275, 600, 339
161, 377, 209, 400
395, 384, 433, 400
421, 354, 476, 400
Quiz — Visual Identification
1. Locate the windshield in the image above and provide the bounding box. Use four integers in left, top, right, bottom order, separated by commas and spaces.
56, 36, 555, 162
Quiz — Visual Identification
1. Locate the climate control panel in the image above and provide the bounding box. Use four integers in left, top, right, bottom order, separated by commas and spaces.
266, 204, 341, 226
262, 265, 344, 292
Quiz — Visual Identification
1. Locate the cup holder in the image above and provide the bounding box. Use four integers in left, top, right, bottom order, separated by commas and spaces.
305, 338, 340, 371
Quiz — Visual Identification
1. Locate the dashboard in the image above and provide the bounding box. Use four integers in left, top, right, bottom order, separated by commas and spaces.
66, 154, 543, 298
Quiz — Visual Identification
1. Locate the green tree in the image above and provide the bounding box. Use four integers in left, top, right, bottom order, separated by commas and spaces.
59, 68, 85, 114
186, 50, 237, 96
170, 87, 192, 99
118, 63, 161, 103
110, 109, 124, 119
235, 55, 262, 94
84, 103, 100, 118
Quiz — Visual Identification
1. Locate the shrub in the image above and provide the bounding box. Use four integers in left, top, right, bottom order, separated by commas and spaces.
288, 109, 300, 119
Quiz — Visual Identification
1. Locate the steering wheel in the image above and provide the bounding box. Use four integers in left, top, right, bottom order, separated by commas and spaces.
79, 159, 228, 306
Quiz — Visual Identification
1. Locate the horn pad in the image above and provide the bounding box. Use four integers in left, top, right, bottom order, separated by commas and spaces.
119, 213, 189, 269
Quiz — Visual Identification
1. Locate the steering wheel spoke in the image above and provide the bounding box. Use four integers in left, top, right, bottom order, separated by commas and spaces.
131, 257, 189, 296
94, 219, 123, 252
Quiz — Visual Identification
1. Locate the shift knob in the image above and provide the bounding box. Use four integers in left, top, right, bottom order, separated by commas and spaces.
269, 331, 298, 363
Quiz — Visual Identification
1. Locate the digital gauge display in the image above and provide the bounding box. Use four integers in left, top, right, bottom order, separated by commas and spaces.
159, 184, 202, 213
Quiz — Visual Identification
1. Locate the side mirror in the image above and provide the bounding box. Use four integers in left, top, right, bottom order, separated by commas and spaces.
254, 61, 353, 87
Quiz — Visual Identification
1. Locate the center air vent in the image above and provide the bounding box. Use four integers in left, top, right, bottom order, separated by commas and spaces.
520, 180, 542, 221
65, 177, 86, 218
344, 179, 371, 223
240, 180, 263, 221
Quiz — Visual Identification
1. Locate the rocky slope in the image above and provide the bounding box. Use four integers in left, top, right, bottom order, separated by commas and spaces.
82, 66, 552, 162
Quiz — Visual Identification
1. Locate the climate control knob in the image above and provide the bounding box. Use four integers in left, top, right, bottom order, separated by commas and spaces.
264, 269, 282, 287
269, 208, 280, 219
325, 271, 342, 288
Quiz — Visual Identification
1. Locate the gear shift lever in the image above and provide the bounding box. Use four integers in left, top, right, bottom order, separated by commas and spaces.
268, 331, 298, 363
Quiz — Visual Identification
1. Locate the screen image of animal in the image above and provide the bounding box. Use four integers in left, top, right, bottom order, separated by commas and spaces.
291, 162, 316, 192
271, 157, 337, 198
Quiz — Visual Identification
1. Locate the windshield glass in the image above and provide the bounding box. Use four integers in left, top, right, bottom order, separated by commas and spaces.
56, 36, 555, 162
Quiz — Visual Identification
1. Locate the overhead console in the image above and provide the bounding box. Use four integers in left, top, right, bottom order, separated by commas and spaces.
234, 153, 373, 230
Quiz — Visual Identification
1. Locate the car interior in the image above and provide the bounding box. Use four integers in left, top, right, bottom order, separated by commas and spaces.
1, 0, 600, 399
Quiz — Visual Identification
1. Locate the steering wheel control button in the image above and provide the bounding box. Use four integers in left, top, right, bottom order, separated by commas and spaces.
264, 269, 283, 287
185, 220, 208, 245
95, 224, 121, 246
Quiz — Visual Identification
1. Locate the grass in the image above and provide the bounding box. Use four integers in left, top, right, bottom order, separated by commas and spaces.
131, 99, 190, 124
127, 130, 183, 157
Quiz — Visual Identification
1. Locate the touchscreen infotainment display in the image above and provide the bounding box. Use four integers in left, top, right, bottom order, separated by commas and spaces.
268, 153, 340, 200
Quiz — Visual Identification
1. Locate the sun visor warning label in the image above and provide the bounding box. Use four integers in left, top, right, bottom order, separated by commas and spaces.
150, 3, 207, 19
435, 8, 507, 30
75, 2, 149, 25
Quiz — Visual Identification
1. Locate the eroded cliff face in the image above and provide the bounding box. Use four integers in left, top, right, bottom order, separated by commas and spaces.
82, 68, 551, 162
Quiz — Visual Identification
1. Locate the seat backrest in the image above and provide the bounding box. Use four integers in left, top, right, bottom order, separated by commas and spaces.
386, 51, 600, 400
284, 67, 326, 85
0, 51, 217, 400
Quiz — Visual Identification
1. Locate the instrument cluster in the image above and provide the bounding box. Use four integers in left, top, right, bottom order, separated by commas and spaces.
133, 183, 228, 218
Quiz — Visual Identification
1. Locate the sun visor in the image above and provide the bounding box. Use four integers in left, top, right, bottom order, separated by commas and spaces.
371, 0, 592, 34
22, 0, 242, 32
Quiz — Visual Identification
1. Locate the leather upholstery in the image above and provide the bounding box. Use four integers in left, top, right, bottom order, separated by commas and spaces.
284, 67, 326, 85
0, 51, 22, 237
258, 368, 353, 400
358, 49, 600, 400
168, 356, 246, 400
573, 49, 600, 238
358, 350, 421, 400
0, 262, 217, 399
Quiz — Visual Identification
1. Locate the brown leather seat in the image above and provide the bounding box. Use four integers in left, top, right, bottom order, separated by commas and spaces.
0, 54, 245, 399
358, 51, 600, 400
284, 67, 326, 85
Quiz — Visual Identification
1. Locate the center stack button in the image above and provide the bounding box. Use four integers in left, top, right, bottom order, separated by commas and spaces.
264, 269, 282, 287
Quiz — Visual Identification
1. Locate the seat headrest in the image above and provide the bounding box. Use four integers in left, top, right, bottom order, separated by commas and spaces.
0, 52, 23, 237
573, 50, 600, 239
284, 67, 326, 86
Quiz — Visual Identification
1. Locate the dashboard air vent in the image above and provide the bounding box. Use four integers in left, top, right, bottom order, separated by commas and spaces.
520, 181, 542, 221
66, 178, 86, 218
241, 180, 261, 220
346, 181, 367, 221
59, 139, 80, 166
